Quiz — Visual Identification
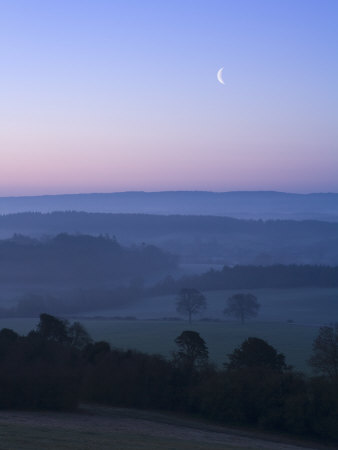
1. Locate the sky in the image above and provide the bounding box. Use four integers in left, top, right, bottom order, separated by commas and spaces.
0, 0, 337, 195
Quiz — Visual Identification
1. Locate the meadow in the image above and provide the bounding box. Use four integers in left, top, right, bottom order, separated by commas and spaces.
85, 286, 338, 325
0, 423, 235, 450
0, 287, 336, 372
85, 320, 319, 373
0, 317, 317, 373
0, 405, 316, 450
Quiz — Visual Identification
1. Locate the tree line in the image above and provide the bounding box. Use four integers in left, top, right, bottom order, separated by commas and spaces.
0, 286, 144, 318
2, 211, 338, 237
2, 263, 338, 318
152, 264, 338, 296
1, 212, 338, 265
0, 314, 337, 442
0, 233, 177, 285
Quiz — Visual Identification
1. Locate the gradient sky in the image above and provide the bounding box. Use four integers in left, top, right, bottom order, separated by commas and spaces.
1, 0, 337, 195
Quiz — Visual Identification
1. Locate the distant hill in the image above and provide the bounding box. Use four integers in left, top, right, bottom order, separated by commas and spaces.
0, 233, 176, 286
1, 191, 338, 221
1, 212, 338, 265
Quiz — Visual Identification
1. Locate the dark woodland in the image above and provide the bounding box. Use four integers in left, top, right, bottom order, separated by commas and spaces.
1, 211, 338, 265
0, 314, 337, 443
0, 231, 338, 317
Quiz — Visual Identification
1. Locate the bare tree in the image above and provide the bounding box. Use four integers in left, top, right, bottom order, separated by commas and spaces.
308, 323, 338, 380
224, 293, 260, 324
176, 288, 206, 323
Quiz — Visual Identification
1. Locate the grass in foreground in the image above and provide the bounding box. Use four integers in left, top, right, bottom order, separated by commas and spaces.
0, 404, 326, 450
0, 424, 242, 450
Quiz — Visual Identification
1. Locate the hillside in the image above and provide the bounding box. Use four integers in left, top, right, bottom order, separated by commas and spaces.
1, 212, 338, 265
0, 405, 325, 450
0, 234, 176, 286
1, 191, 338, 221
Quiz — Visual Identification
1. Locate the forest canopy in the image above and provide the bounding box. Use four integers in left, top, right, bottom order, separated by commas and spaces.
0, 233, 177, 285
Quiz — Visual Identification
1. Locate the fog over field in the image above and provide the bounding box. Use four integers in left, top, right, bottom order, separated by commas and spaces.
1, 210, 338, 267
1, 193, 338, 321
1, 0, 338, 445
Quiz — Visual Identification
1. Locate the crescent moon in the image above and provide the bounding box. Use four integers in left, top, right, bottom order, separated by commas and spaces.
217, 67, 224, 85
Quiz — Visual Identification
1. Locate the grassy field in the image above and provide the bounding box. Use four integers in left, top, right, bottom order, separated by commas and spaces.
0, 317, 318, 372
102, 287, 338, 324
0, 405, 325, 450
84, 320, 318, 373
0, 287, 336, 373
0, 423, 238, 450
203, 287, 338, 325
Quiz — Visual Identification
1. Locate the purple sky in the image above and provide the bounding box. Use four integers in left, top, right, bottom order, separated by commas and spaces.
1, 0, 337, 195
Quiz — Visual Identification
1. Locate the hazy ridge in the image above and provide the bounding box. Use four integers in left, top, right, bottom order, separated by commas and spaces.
1, 191, 338, 221
1, 211, 338, 265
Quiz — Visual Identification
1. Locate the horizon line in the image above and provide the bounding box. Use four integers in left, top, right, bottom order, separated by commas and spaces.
1, 189, 338, 199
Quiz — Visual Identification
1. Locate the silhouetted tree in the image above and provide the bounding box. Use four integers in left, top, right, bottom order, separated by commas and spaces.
83, 340, 111, 365
34, 313, 71, 344
224, 337, 289, 372
224, 293, 260, 324
68, 322, 92, 349
308, 323, 338, 380
176, 288, 206, 323
0, 328, 19, 362
173, 330, 208, 370
0, 328, 19, 343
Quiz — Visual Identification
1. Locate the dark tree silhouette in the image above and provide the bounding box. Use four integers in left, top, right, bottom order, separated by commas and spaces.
173, 330, 208, 370
0, 328, 19, 343
31, 313, 92, 350
224, 337, 289, 372
224, 293, 260, 324
34, 313, 71, 344
68, 321, 93, 349
176, 288, 206, 323
308, 323, 338, 380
